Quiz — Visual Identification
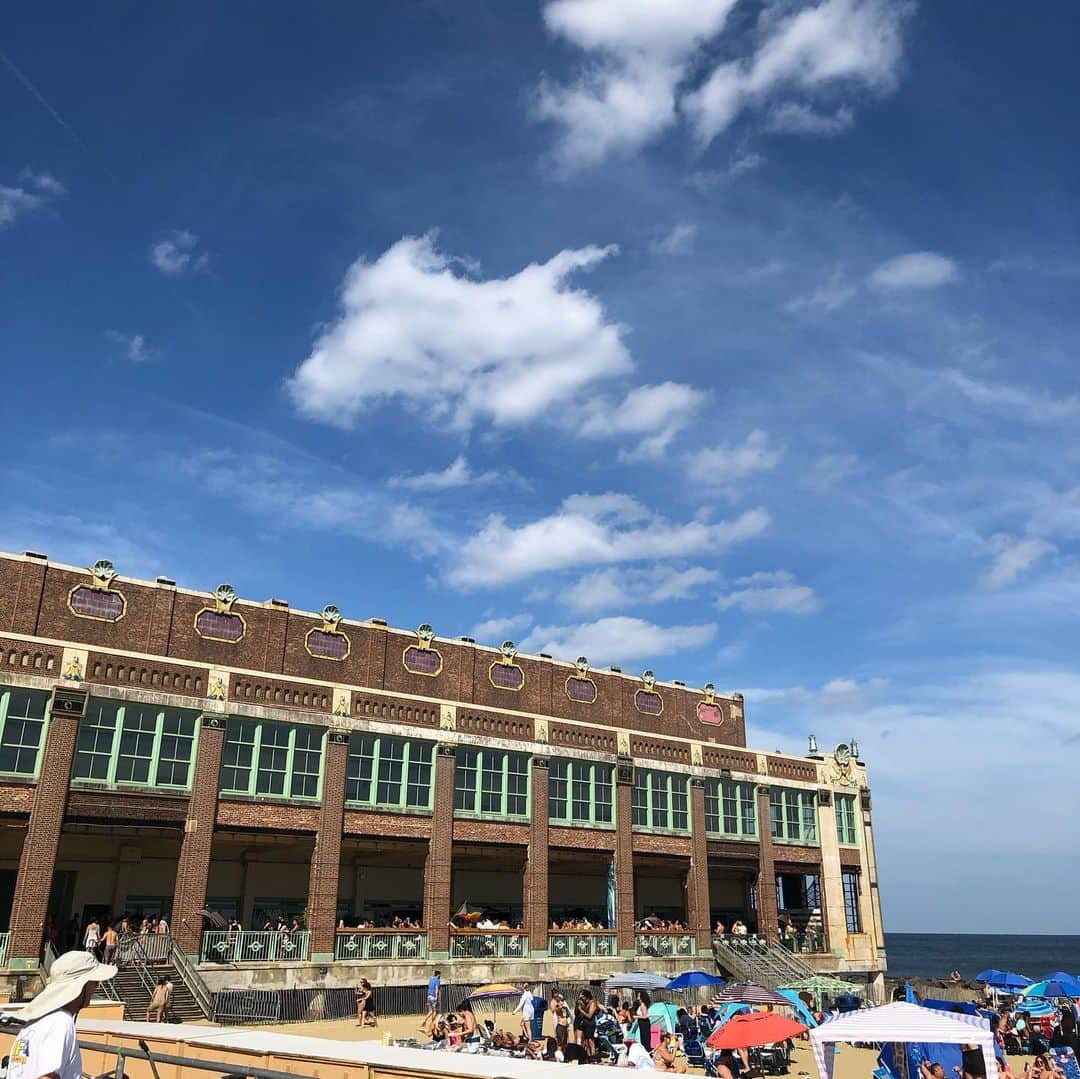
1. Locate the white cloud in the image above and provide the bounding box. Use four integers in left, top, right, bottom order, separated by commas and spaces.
578, 381, 709, 461
286, 233, 631, 433
685, 0, 910, 144
520, 614, 716, 667
447, 493, 769, 589
869, 251, 958, 290
471, 613, 534, 642
651, 222, 698, 256
388, 455, 503, 492
766, 102, 854, 135
981, 534, 1055, 590
562, 564, 719, 614
536, 0, 739, 171
688, 149, 766, 191
105, 330, 154, 364
0, 170, 65, 228
685, 429, 782, 494
717, 569, 820, 614
149, 230, 210, 276
784, 267, 857, 312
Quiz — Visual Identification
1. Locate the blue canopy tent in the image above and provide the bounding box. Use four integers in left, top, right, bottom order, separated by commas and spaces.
777, 989, 819, 1028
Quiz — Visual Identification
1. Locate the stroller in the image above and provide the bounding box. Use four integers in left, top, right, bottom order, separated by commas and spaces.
594, 1011, 625, 1064
750, 1043, 792, 1075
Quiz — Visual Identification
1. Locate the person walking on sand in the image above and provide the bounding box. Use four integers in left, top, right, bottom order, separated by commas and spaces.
7, 950, 117, 1079
421, 968, 441, 1029
514, 982, 535, 1040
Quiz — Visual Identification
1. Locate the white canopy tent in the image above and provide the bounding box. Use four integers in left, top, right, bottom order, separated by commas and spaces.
809, 1003, 998, 1079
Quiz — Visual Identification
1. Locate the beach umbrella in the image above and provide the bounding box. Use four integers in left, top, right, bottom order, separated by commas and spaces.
712, 982, 794, 1007
706, 1012, 807, 1050
987, 972, 1032, 991
1024, 976, 1080, 999
465, 982, 522, 1001
667, 970, 726, 990
198, 908, 228, 929
605, 971, 672, 991
976, 969, 1005, 983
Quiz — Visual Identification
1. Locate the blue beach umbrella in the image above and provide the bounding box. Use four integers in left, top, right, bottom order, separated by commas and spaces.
988, 972, 1032, 990
1024, 976, 1080, 999
976, 969, 1005, 983
667, 970, 726, 990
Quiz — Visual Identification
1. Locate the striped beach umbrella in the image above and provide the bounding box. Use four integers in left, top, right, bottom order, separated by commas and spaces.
710, 982, 793, 1006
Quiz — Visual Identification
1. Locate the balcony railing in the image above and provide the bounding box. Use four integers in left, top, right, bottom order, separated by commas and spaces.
335, 930, 428, 961
200, 930, 311, 964
635, 931, 695, 958
548, 931, 617, 958
0, 932, 8, 968
450, 930, 529, 959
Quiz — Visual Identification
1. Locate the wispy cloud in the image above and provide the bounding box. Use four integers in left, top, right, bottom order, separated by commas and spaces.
562, 564, 719, 614
685, 429, 783, 495
520, 614, 716, 667
471, 612, 534, 642
150, 230, 210, 276
0, 170, 65, 229
651, 222, 698, 256
388, 456, 502, 492
105, 330, 154, 364
717, 570, 820, 614
766, 102, 853, 135
981, 533, 1055, 590
869, 251, 958, 290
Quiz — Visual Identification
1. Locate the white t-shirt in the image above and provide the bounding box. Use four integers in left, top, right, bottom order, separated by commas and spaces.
518, 991, 535, 1020
624, 1042, 655, 1069
8, 1009, 82, 1079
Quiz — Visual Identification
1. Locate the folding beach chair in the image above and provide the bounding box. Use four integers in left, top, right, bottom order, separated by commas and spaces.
1051, 1048, 1080, 1079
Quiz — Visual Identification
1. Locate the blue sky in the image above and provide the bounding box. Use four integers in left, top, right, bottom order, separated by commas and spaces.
4, 2, 1080, 934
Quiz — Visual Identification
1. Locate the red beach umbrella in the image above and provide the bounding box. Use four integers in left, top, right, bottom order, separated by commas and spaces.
706, 1012, 807, 1050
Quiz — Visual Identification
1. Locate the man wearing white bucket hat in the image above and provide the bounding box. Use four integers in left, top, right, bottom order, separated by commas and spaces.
7, 950, 117, 1079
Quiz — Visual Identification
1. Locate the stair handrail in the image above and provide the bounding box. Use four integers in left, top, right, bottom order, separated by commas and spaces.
117, 931, 161, 1000
169, 938, 213, 1018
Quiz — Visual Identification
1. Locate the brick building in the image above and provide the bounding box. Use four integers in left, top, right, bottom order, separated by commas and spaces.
0, 550, 886, 995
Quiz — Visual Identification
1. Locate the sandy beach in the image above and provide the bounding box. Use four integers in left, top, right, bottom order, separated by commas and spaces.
251, 1010, 898, 1079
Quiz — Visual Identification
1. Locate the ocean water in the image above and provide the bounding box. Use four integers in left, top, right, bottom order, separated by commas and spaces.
886, 934, 1080, 980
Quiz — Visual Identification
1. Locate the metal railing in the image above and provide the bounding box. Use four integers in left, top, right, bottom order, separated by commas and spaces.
78, 1037, 321, 1079
548, 931, 617, 958
335, 930, 427, 961
212, 986, 355, 1025
201, 930, 311, 963
170, 938, 213, 1017
42, 940, 57, 974
0, 931, 8, 968
635, 931, 696, 958
449, 930, 529, 959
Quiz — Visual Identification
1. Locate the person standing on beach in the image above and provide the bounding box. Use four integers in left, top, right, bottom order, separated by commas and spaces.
8, 950, 117, 1079
514, 981, 535, 1040
423, 968, 441, 1026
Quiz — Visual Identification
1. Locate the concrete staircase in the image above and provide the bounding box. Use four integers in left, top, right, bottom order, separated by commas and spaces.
112, 961, 206, 1022
711, 936, 817, 989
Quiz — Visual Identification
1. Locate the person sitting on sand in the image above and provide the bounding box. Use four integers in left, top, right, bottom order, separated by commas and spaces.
1026, 1056, 1066, 1079
459, 1001, 479, 1042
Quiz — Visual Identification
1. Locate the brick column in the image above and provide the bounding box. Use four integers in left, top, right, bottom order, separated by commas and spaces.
614, 758, 635, 954
8, 688, 83, 967
688, 779, 712, 952
172, 715, 226, 954
307, 729, 348, 961
755, 785, 779, 943
423, 744, 455, 957
523, 757, 549, 955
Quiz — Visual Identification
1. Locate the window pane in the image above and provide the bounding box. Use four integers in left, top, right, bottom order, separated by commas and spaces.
156, 711, 196, 787
549, 759, 568, 821
454, 748, 478, 812
291, 726, 323, 799
740, 786, 757, 836
506, 753, 528, 816
255, 723, 290, 796
480, 751, 503, 814
346, 734, 375, 803
632, 772, 648, 826
115, 705, 158, 784
671, 777, 688, 831
0, 688, 48, 775
221, 719, 258, 793
801, 794, 817, 842
770, 791, 784, 839
571, 762, 590, 822
650, 771, 668, 828
842, 871, 861, 932
376, 737, 404, 805
406, 741, 433, 808
594, 765, 613, 824
704, 780, 720, 834
74, 700, 119, 781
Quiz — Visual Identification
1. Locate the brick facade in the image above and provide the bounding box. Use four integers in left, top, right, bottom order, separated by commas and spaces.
8, 705, 80, 964
523, 757, 549, 952
688, 780, 712, 950
755, 785, 780, 943
422, 746, 455, 955
171, 717, 226, 953
613, 767, 635, 952
307, 731, 349, 958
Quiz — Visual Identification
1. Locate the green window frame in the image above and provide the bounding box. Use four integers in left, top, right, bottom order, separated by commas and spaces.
769, 787, 818, 844
548, 759, 614, 825
631, 769, 689, 833
73, 699, 199, 790
835, 794, 858, 845
219, 718, 324, 801
0, 686, 50, 777
703, 778, 757, 838
454, 748, 529, 819
345, 734, 434, 811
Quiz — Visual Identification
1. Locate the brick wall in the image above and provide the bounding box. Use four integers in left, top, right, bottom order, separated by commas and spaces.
307, 732, 348, 957
423, 746, 455, 953
8, 709, 80, 962
523, 758, 549, 951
